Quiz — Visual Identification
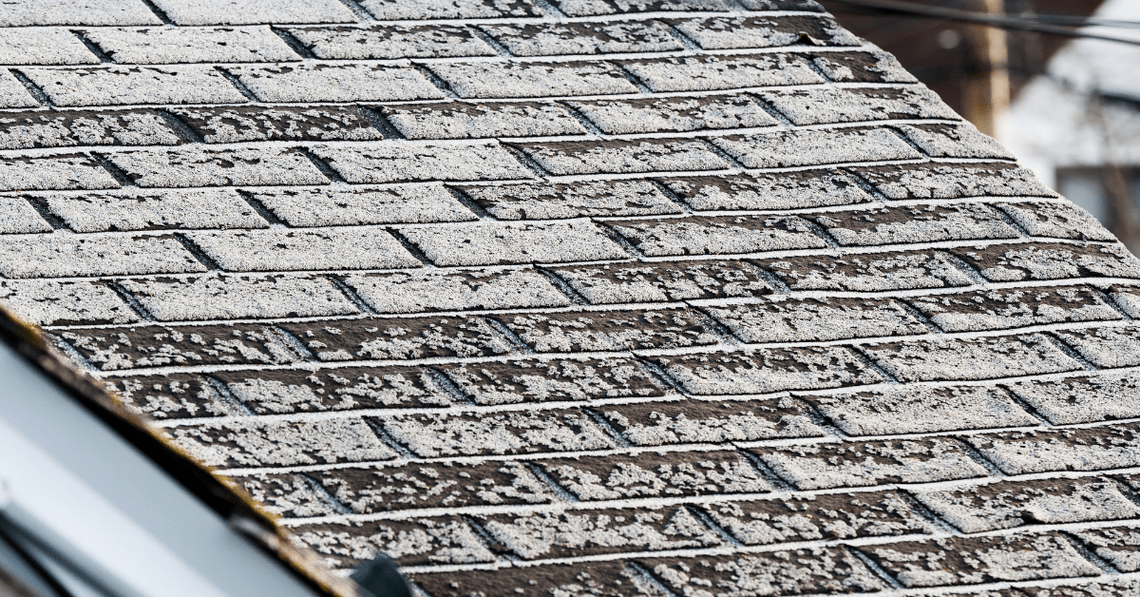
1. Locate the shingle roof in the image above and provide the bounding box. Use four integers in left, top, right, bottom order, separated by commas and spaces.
2, 0, 1140, 595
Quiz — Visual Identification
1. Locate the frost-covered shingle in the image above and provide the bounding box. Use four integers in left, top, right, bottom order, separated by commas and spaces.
400, 221, 627, 266
343, 268, 569, 315
171, 106, 384, 143
379, 409, 614, 457
286, 25, 495, 59
213, 366, 453, 413
757, 438, 987, 490
280, 316, 514, 362
597, 398, 823, 445
458, 180, 679, 220
0, 110, 182, 149
661, 171, 873, 211
712, 127, 922, 168
549, 259, 772, 304
226, 64, 444, 103
291, 517, 494, 568
117, 274, 359, 320
22, 66, 248, 106
39, 188, 265, 232
621, 53, 823, 92
84, 26, 299, 64
966, 424, 1140, 475
185, 227, 421, 272
498, 309, 719, 352
1008, 371, 1140, 425
59, 323, 299, 371
481, 20, 683, 56
655, 347, 882, 395
382, 102, 584, 140
708, 297, 928, 343
0, 279, 138, 325
430, 61, 638, 98
609, 214, 827, 256
670, 15, 860, 49
569, 95, 778, 134
537, 450, 770, 500
248, 185, 475, 227
438, 357, 663, 404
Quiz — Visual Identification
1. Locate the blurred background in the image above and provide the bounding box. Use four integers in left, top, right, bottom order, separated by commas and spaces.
820, 0, 1140, 253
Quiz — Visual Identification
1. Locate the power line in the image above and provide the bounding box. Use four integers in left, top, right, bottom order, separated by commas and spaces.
824, 0, 1140, 47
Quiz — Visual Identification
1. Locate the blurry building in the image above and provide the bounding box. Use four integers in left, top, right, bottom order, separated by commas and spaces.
824, 0, 1140, 252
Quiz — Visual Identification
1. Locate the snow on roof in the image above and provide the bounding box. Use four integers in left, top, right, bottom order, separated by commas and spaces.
1, 0, 1140, 595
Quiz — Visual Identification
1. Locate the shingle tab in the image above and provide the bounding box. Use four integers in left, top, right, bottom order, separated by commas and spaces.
105, 373, 234, 419
967, 424, 1140, 475
171, 106, 384, 143
549, 259, 773, 304
705, 491, 930, 544
655, 347, 883, 395
756, 438, 987, 489
39, 188, 265, 232
662, 171, 873, 210
569, 95, 778, 134
498, 308, 720, 352
148, 0, 358, 25
280, 316, 514, 362
107, 147, 328, 187
949, 242, 1140, 282
709, 297, 928, 343
607, 215, 828, 256
295, 517, 493, 568
621, 53, 824, 92
857, 162, 1056, 199
185, 227, 421, 272
439, 356, 663, 405
0, 279, 138, 325
84, 26, 299, 64
22, 66, 248, 106
248, 185, 475, 227
514, 139, 729, 175
286, 25, 496, 60
596, 398, 824, 445
343, 268, 570, 315
907, 286, 1120, 332
864, 334, 1082, 382
0, 155, 121, 191
117, 274, 360, 320
213, 366, 453, 413
538, 450, 769, 500
760, 86, 958, 125
712, 127, 922, 168
671, 15, 860, 50
1008, 371, 1140, 425
763, 250, 974, 291
167, 418, 395, 468
481, 20, 683, 56
550, 0, 732, 16
399, 221, 627, 266
804, 385, 1038, 435
814, 204, 1020, 246
379, 408, 614, 457
382, 102, 585, 140
646, 550, 885, 596
357, 0, 543, 19
60, 323, 298, 371
0, 110, 182, 150
226, 64, 444, 103
0, 0, 161, 26
312, 142, 532, 184
0, 28, 101, 65
458, 180, 679, 219
430, 61, 639, 98
0, 233, 205, 278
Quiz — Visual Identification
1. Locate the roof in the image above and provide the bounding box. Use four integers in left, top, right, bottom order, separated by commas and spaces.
0, 0, 1139, 596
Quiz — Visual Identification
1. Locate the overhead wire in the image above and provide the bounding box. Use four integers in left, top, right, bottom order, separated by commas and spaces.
823, 0, 1140, 47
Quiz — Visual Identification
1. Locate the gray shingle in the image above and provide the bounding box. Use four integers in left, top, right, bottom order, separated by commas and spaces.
1054, 324, 1140, 369
712, 127, 922, 168
537, 450, 768, 500
1008, 371, 1140, 425
804, 385, 1038, 435
514, 139, 728, 175
148, 0, 357, 25
759, 85, 958, 125
762, 250, 974, 291
480, 20, 683, 56
343, 268, 570, 314
0, 28, 100, 65
968, 424, 1140, 475
813, 204, 1020, 246
293, 517, 492, 568
107, 147, 328, 187
286, 25, 495, 60
185, 227, 421, 272
671, 15, 860, 50
645, 551, 884, 597
22, 66, 248, 106
0, 155, 121, 191
597, 398, 823, 445
949, 242, 1140, 282
708, 297, 928, 343
856, 162, 1057, 199
621, 53, 823, 92
400, 221, 627, 266
756, 438, 987, 489
569, 94, 778, 134
279, 316, 514, 362
59, 323, 300, 371
0, 110, 182, 150
810, 50, 917, 83
312, 142, 532, 184
654, 347, 882, 395
106, 373, 234, 420
357, 0, 543, 19
170, 106, 384, 143
84, 26, 299, 64
499, 308, 720, 352
859, 534, 1100, 588
381, 102, 585, 140
0, 279, 138, 325
379, 409, 614, 457
0, 197, 52, 233
39, 188, 266, 232
0, 233, 205, 278
0, 70, 41, 108
907, 286, 1120, 333
548, 259, 772, 303
0, 0, 161, 26
249, 185, 475, 227
998, 201, 1117, 241
412, 562, 642, 597
167, 419, 395, 468
429, 61, 639, 98
214, 366, 453, 413
916, 478, 1140, 533
607, 214, 827, 256
549, 0, 732, 16
226, 64, 444, 103
438, 356, 663, 405
662, 171, 873, 210
897, 122, 1014, 159
864, 334, 1083, 382
705, 491, 930, 544
117, 274, 359, 320
477, 505, 723, 559
459, 180, 679, 219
